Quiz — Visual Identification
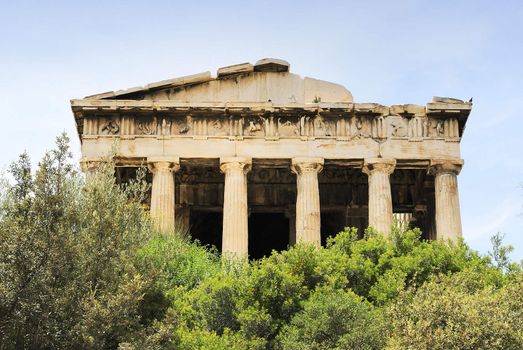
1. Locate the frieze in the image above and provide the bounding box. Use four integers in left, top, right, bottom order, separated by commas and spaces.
208, 117, 229, 136
277, 116, 301, 137
313, 115, 335, 137
387, 115, 407, 138
245, 115, 265, 137
355, 116, 373, 139
100, 116, 120, 135
82, 113, 462, 141
136, 117, 158, 135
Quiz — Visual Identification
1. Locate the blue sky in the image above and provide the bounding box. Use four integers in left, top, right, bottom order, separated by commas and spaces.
1, 0, 522, 259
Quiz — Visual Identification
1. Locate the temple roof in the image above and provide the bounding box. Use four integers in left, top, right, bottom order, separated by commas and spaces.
82, 58, 354, 104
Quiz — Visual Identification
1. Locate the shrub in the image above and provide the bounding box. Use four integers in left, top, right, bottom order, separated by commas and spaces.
0, 134, 153, 349
386, 271, 523, 350
277, 286, 385, 350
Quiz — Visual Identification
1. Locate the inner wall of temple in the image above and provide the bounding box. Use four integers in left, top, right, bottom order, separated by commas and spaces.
115, 161, 437, 258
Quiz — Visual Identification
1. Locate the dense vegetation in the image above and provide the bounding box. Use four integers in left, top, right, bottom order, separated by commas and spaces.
1, 134, 522, 349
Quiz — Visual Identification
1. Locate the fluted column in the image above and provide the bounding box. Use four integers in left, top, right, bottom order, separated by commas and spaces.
148, 156, 180, 234
362, 158, 396, 235
429, 159, 464, 242
220, 157, 252, 258
291, 157, 324, 246
80, 158, 102, 182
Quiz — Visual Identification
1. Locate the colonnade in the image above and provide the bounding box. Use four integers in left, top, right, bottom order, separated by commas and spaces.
81, 156, 464, 258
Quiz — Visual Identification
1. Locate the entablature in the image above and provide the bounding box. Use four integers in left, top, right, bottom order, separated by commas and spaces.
72, 99, 471, 143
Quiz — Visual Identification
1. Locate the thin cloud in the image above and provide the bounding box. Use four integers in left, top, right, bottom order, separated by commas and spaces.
464, 197, 520, 243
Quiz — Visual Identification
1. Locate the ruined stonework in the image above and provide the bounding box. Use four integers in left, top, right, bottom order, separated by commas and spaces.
72, 58, 471, 258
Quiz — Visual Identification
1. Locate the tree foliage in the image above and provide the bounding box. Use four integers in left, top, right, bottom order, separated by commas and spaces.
386, 271, 523, 349
1, 133, 521, 350
0, 134, 153, 349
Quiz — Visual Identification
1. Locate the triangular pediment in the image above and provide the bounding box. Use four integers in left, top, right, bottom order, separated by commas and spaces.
84, 58, 353, 104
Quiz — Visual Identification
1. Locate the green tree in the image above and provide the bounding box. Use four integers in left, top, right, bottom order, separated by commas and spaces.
318, 226, 503, 304
386, 271, 523, 350
277, 286, 384, 350
0, 134, 154, 349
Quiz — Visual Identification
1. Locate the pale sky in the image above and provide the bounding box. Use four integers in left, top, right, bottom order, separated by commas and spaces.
1, 0, 522, 260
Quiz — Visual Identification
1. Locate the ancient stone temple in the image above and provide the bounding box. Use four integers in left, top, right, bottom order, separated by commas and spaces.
72, 58, 472, 258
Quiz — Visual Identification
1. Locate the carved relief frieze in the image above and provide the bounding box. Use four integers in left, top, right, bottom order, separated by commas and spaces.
313, 115, 335, 137
136, 116, 157, 135
351, 116, 372, 139
387, 115, 408, 138
427, 118, 445, 138
82, 109, 460, 144
207, 117, 229, 136
100, 116, 120, 135
277, 116, 300, 137
178, 115, 192, 135
169, 116, 192, 136
244, 115, 266, 137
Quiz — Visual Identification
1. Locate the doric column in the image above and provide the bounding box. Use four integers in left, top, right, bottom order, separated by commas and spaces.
362, 158, 396, 235
148, 156, 180, 234
291, 157, 324, 246
220, 157, 252, 258
428, 159, 464, 242
80, 158, 102, 181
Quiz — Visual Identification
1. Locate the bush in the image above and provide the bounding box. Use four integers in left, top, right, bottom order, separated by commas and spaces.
135, 234, 221, 324
386, 271, 523, 349
0, 134, 153, 349
277, 286, 384, 350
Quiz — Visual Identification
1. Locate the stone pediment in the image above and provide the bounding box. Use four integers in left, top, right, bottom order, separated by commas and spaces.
84, 58, 353, 104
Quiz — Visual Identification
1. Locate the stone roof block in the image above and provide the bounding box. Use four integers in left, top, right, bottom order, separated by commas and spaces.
254, 58, 290, 72
432, 96, 464, 104
145, 72, 212, 90
217, 63, 254, 77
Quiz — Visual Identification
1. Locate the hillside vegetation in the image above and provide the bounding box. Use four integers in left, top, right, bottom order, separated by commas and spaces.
1, 134, 522, 350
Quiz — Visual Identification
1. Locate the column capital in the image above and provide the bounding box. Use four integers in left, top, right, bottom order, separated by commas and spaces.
219, 157, 252, 174
362, 158, 396, 175
428, 159, 464, 176
291, 157, 324, 175
147, 156, 180, 173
